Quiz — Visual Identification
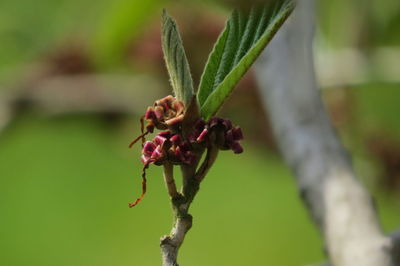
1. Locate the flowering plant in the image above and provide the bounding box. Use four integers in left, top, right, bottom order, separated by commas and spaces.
128, 1, 294, 265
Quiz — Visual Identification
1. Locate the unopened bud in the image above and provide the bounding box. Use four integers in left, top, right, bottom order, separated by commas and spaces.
197, 128, 209, 142
143, 141, 156, 156
231, 142, 243, 154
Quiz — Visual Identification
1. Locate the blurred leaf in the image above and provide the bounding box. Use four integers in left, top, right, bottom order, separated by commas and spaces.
161, 10, 194, 107
91, 0, 162, 68
198, 0, 294, 120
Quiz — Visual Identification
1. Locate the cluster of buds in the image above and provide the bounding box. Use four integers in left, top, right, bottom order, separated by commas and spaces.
144, 95, 184, 132
140, 117, 243, 167
129, 95, 244, 207
188, 117, 244, 154
141, 131, 196, 167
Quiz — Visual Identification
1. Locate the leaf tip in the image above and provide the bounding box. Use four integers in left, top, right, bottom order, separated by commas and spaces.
162, 8, 168, 19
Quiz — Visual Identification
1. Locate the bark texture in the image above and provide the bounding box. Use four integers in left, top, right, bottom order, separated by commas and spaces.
254, 1, 399, 265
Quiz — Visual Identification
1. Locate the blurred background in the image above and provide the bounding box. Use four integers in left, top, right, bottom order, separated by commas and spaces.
0, 0, 399, 265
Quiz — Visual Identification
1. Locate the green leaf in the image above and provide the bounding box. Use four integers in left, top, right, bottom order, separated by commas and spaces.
161, 9, 194, 107
197, 0, 295, 120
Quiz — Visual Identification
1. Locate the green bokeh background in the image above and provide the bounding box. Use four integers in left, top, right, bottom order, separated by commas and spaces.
0, 0, 400, 265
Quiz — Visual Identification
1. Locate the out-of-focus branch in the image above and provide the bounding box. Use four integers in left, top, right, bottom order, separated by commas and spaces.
254, 1, 398, 265
391, 230, 400, 264
0, 72, 166, 136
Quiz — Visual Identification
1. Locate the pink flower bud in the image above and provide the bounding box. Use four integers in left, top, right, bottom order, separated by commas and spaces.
172, 100, 184, 114
174, 146, 182, 158
143, 141, 156, 156
154, 135, 167, 147
158, 131, 172, 138
145, 107, 156, 120
154, 106, 164, 120
151, 146, 164, 159
156, 95, 175, 111
170, 134, 181, 145
196, 128, 209, 142
165, 114, 184, 127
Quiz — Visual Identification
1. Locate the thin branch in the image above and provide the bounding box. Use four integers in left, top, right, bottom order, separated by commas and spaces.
195, 146, 219, 181
160, 188, 198, 266
163, 163, 179, 198
391, 230, 400, 266
160, 161, 202, 266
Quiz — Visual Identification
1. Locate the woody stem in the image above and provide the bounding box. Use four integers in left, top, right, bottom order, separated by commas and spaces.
163, 163, 178, 198
195, 146, 219, 181
160, 163, 201, 266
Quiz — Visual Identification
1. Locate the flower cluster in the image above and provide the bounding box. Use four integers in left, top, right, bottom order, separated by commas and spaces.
144, 95, 185, 132
129, 95, 185, 148
140, 117, 243, 168
188, 117, 244, 154
141, 130, 196, 167
129, 95, 244, 207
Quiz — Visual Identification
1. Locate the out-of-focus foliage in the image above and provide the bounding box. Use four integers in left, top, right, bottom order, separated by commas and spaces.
91, 0, 164, 68
318, 0, 400, 48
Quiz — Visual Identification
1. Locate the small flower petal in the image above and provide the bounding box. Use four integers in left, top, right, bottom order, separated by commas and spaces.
196, 128, 209, 142
158, 131, 172, 138
170, 134, 182, 145
165, 114, 184, 127
222, 119, 232, 130
172, 100, 184, 115
144, 107, 156, 120
232, 127, 243, 141
174, 146, 182, 158
209, 117, 224, 129
231, 142, 243, 154
154, 135, 167, 147
141, 154, 152, 165
143, 141, 156, 156
154, 106, 164, 120
151, 146, 164, 159
225, 129, 234, 144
